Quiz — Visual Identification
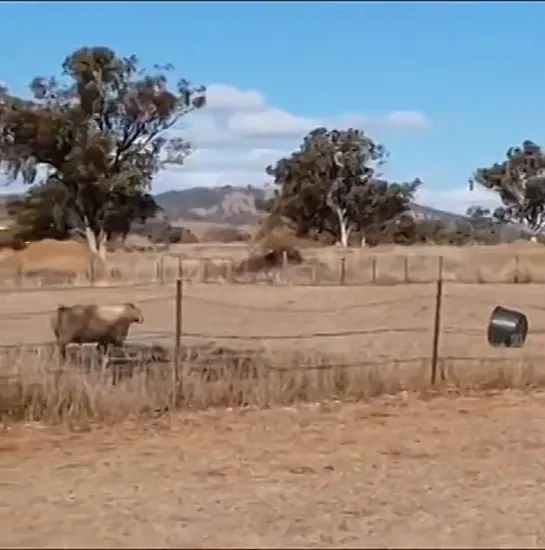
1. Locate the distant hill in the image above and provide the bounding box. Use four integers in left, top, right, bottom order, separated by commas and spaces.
155, 185, 471, 227
409, 203, 468, 226
155, 185, 265, 224
156, 185, 540, 243
0, 185, 538, 243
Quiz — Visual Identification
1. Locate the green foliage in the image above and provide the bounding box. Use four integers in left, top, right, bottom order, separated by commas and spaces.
466, 205, 491, 220
6, 183, 70, 241
470, 140, 545, 234
264, 127, 421, 243
0, 46, 205, 251
465, 204, 502, 233
6, 182, 161, 242
362, 215, 501, 247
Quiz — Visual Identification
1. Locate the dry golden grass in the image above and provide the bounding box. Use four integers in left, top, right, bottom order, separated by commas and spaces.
4, 390, 545, 547
3, 240, 545, 288
127, 241, 545, 286
1, 274, 545, 432
3, 242, 545, 546
3, 350, 545, 428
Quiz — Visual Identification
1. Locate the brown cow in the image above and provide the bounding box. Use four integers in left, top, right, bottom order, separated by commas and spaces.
51, 303, 144, 361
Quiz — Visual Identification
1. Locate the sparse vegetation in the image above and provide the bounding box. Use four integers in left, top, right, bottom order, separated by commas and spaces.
0, 46, 205, 258
200, 225, 250, 243
262, 127, 421, 246
2, 344, 545, 426
2, 23, 545, 550
2, 48, 545, 550
470, 140, 545, 239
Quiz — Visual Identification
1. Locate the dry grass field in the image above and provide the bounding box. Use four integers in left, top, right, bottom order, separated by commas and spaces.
3, 241, 545, 547
103, 240, 545, 285
4, 391, 545, 547
5, 239, 545, 288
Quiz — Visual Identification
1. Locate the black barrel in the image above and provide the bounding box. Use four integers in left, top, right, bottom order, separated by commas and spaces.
487, 306, 528, 348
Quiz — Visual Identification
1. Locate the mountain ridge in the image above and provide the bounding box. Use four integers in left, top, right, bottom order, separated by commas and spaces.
0, 185, 480, 225
155, 185, 538, 243
154, 185, 468, 226
0, 185, 534, 243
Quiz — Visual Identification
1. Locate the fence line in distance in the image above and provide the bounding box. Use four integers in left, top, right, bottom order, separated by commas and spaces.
0, 252, 535, 293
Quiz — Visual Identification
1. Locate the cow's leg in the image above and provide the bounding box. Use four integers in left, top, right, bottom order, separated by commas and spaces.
109, 344, 122, 386
96, 343, 109, 378
99, 343, 120, 386
53, 340, 68, 387
57, 340, 68, 363
110, 339, 127, 385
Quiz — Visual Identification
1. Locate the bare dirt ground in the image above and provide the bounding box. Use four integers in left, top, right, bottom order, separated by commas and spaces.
0, 281, 544, 364
2, 390, 545, 548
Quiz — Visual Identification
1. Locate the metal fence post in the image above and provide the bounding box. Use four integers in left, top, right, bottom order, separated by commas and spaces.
173, 276, 183, 406
430, 256, 444, 385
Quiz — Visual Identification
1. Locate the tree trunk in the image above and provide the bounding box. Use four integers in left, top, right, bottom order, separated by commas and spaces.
339, 222, 350, 247
334, 207, 351, 247
84, 226, 108, 261
97, 230, 108, 260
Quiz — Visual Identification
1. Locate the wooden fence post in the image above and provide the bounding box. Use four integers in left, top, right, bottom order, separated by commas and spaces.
156, 255, 165, 285
340, 257, 346, 285
371, 257, 377, 284
430, 256, 444, 385
226, 260, 235, 284
16, 256, 23, 289
403, 256, 409, 283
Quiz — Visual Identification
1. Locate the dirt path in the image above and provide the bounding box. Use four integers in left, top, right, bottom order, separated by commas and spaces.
2, 391, 545, 547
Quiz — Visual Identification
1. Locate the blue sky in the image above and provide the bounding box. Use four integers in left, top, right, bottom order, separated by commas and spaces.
0, 1, 543, 212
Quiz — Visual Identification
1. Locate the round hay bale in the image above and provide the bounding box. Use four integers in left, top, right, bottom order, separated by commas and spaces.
487, 306, 528, 348
236, 242, 303, 274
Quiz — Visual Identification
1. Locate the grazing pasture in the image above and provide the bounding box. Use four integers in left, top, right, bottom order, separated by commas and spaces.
2, 241, 545, 548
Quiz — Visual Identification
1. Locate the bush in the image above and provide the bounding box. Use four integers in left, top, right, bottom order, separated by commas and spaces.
145, 224, 198, 244
172, 227, 199, 244
0, 230, 27, 251
201, 226, 250, 243
363, 216, 479, 247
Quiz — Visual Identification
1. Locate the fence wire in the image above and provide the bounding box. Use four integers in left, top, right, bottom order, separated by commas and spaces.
0, 277, 543, 388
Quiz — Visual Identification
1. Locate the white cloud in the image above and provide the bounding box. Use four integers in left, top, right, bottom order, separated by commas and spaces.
334, 110, 431, 133
229, 108, 320, 138
385, 110, 431, 131
0, 83, 432, 197
155, 83, 431, 192
415, 185, 502, 215
205, 84, 266, 112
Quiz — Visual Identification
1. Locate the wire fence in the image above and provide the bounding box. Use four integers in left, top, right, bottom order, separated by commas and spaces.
1, 257, 545, 390
2, 251, 545, 291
